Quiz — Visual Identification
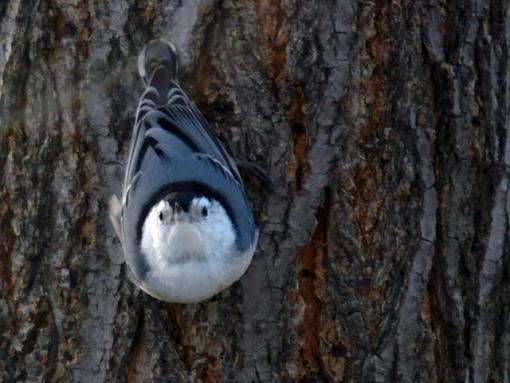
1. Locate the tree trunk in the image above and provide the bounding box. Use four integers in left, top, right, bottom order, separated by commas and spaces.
1, 0, 509, 382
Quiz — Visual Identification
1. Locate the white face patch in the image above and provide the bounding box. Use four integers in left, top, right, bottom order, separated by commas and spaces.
188, 196, 211, 222
156, 200, 173, 224
138, 196, 248, 302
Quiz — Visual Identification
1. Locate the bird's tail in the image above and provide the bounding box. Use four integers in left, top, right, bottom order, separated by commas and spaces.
138, 39, 178, 92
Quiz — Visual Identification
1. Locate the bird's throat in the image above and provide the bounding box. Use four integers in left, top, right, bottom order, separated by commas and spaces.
157, 222, 204, 264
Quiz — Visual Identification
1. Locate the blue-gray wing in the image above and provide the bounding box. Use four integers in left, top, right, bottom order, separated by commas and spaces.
121, 151, 256, 282
123, 65, 240, 196
119, 65, 254, 282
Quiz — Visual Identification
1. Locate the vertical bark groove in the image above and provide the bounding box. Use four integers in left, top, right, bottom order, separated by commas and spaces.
1, 0, 509, 382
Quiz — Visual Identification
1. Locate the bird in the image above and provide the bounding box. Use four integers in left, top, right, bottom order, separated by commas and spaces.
109, 39, 258, 303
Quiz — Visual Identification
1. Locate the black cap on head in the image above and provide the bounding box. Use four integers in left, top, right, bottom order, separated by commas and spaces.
163, 190, 204, 213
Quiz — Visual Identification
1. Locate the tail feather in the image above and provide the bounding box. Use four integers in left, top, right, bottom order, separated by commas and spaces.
138, 39, 178, 90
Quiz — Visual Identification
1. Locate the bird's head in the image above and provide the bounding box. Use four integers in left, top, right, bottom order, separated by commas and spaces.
141, 193, 236, 265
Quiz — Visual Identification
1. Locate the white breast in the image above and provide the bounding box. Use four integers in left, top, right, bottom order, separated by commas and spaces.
139, 203, 255, 303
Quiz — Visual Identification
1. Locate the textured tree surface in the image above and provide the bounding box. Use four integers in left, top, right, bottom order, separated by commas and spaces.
1, 0, 509, 382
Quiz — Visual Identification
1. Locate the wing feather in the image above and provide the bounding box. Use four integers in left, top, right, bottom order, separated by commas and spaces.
119, 63, 253, 283
122, 151, 255, 282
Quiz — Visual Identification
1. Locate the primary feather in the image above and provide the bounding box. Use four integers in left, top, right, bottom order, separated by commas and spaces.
111, 40, 257, 302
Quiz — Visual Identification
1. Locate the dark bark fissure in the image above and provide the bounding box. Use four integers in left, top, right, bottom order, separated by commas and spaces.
126, 307, 145, 383
2, 0, 510, 382
297, 187, 331, 381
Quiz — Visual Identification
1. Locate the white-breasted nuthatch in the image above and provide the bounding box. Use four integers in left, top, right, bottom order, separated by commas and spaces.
109, 40, 258, 303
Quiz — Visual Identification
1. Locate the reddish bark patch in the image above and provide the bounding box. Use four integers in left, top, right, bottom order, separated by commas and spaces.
126, 313, 145, 383
298, 233, 322, 375
47, 0, 65, 48
166, 304, 191, 367
297, 190, 330, 378
200, 357, 219, 383
77, 4, 91, 59
288, 83, 309, 189
167, 305, 221, 381
255, 0, 288, 88
78, 219, 93, 247
426, 245, 448, 383
353, 0, 391, 252
54, 8, 65, 45
364, 70, 384, 138
363, 3, 390, 139
352, 159, 387, 337
142, 5, 154, 26
167, 305, 185, 346
427, 128, 449, 382
0, 194, 15, 300
193, 17, 218, 111
141, 5, 155, 38
255, 0, 310, 189
353, 160, 382, 246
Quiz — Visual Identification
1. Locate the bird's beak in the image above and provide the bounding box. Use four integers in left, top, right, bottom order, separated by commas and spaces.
173, 202, 186, 222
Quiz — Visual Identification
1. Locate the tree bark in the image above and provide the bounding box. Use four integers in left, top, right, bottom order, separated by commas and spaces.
1, 0, 509, 382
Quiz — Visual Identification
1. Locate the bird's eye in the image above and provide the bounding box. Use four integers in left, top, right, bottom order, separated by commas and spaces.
201, 206, 208, 218
158, 212, 163, 221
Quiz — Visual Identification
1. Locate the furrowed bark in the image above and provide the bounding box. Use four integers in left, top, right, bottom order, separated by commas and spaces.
1, 0, 509, 382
